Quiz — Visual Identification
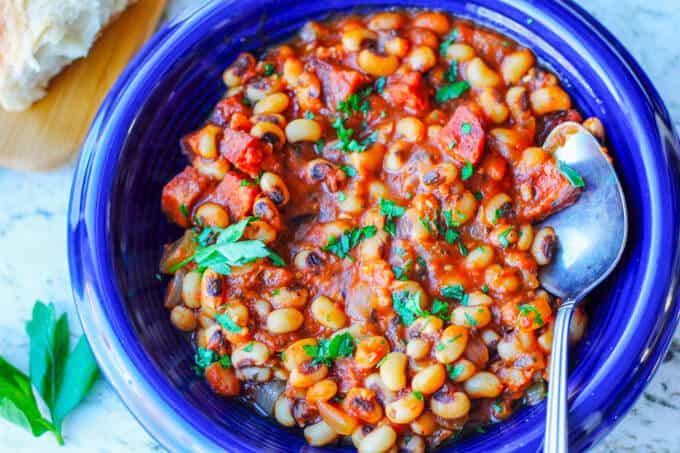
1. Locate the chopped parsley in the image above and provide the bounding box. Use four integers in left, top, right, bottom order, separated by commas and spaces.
517, 303, 545, 327
461, 161, 474, 181
482, 284, 490, 294
461, 122, 472, 135
215, 312, 243, 333
332, 117, 377, 152
337, 192, 347, 202
474, 191, 484, 200
314, 138, 325, 154
302, 332, 355, 366
322, 225, 377, 261
243, 342, 254, 352
179, 204, 189, 218
393, 261, 412, 281
492, 205, 512, 225
441, 284, 465, 300
339, 164, 357, 177
416, 256, 427, 270
464, 312, 479, 327
392, 290, 428, 325
240, 179, 257, 187
168, 217, 285, 274
435, 80, 470, 103
375, 77, 386, 94
445, 229, 460, 244
457, 240, 469, 256
447, 363, 465, 380
304, 111, 315, 119
431, 299, 450, 320
413, 391, 424, 401
264, 63, 276, 76
193, 347, 231, 375
499, 227, 514, 248
380, 198, 406, 237
557, 160, 586, 188
439, 29, 460, 56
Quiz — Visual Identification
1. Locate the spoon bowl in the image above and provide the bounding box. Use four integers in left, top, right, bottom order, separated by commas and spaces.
541, 122, 628, 452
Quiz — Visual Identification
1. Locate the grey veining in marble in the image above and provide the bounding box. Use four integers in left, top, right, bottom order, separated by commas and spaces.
0, 0, 678, 451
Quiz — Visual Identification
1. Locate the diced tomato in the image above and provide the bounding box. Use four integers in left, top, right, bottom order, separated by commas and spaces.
383, 72, 430, 114
211, 95, 251, 126
211, 171, 260, 221
514, 159, 581, 222
438, 105, 486, 165
161, 166, 210, 227
219, 128, 271, 177
205, 363, 240, 396
311, 59, 370, 109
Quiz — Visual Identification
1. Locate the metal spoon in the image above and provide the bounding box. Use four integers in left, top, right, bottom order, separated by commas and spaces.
539, 122, 628, 452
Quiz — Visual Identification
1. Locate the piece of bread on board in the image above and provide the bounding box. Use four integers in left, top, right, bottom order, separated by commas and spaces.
0, 0, 133, 111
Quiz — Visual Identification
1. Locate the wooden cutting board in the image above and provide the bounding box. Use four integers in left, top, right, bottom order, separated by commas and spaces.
0, 0, 166, 172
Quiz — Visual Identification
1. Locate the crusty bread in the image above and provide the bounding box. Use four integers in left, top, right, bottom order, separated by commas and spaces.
0, 0, 132, 111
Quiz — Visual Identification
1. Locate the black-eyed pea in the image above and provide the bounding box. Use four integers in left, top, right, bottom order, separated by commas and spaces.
448, 358, 476, 382
250, 122, 286, 151
286, 118, 322, 143
583, 117, 605, 141
398, 434, 425, 453
408, 316, 443, 336
530, 86, 571, 115
384, 37, 410, 57
430, 390, 471, 419
358, 425, 397, 453
251, 113, 287, 128
538, 326, 554, 353
236, 366, 272, 382
421, 163, 458, 187
305, 159, 346, 190
188, 124, 221, 160
310, 296, 347, 330
464, 244, 495, 270
463, 371, 503, 398
304, 420, 337, 447
181, 271, 202, 308
406, 338, 430, 360
445, 43, 475, 62
481, 328, 501, 347
294, 249, 325, 270
452, 306, 492, 328
170, 305, 196, 331
200, 269, 224, 310
410, 411, 438, 436
274, 396, 296, 427
341, 28, 378, 52
253, 92, 289, 115
506, 86, 532, 121
284, 338, 316, 371
368, 12, 405, 30
427, 124, 442, 141
501, 49, 535, 85
306, 379, 338, 404
246, 77, 284, 102
479, 89, 509, 124
517, 224, 534, 251
231, 341, 270, 367
407, 46, 437, 72
434, 325, 468, 364
452, 191, 478, 224
379, 352, 407, 391
484, 192, 513, 226
368, 181, 389, 201
317, 401, 359, 435
359, 230, 389, 261
270, 286, 309, 309
396, 117, 426, 143
466, 57, 501, 88
383, 141, 410, 172
290, 361, 329, 388
413, 11, 450, 35
484, 264, 521, 294
338, 189, 365, 214
222, 53, 255, 87
531, 227, 558, 265
490, 224, 518, 249
242, 219, 277, 244
466, 291, 493, 306
267, 308, 304, 334
358, 49, 399, 77
385, 393, 425, 424
283, 57, 304, 86
258, 172, 290, 206
195, 202, 230, 228
411, 364, 446, 395
569, 305, 588, 343
193, 156, 229, 179
519, 146, 548, 170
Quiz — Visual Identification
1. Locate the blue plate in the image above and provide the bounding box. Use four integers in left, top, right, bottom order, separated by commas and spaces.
67, 0, 680, 451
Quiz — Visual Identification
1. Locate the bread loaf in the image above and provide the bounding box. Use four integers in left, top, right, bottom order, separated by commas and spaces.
0, 0, 132, 111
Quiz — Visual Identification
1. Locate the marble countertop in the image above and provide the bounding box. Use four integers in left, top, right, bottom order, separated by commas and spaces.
1, 0, 679, 451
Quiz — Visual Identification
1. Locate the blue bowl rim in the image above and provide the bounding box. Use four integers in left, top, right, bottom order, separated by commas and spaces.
67, 0, 680, 452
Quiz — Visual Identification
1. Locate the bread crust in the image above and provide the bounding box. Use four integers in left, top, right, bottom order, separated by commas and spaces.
0, 0, 132, 111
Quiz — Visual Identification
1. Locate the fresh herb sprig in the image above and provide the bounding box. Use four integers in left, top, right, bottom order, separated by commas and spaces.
303, 333, 356, 366
169, 217, 285, 274
0, 301, 100, 445
435, 60, 470, 103
380, 198, 406, 237
322, 225, 377, 261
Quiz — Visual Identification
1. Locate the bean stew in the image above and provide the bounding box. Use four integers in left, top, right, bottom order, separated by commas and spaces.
159, 9, 600, 451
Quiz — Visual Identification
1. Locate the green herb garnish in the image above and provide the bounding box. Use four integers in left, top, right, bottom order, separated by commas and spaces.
557, 160, 586, 188
264, 63, 276, 76
431, 299, 450, 320
322, 225, 377, 260
439, 29, 460, 56
447, 363, 465, 380
517, 303, 545, 326
215, 312, 243, 333
339, 165, 357, 177
392, 290, 427, 325
435, 80, 470, 103
461, 161, 473, 181
302, 333, 355, 366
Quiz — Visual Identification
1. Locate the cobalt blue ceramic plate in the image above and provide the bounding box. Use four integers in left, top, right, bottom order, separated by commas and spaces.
67, 0, 680, 451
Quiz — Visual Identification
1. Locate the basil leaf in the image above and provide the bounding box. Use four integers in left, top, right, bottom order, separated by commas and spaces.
0, 357, 57, 440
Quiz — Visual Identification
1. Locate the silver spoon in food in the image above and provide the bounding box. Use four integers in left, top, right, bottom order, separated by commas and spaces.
540, 122, 628, 452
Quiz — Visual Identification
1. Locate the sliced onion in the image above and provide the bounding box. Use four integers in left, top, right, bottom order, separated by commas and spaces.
163, 270, 184, 309
253, 379, 286, 415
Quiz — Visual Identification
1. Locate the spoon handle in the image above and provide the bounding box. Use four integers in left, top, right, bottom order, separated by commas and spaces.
544, 302, 575, 453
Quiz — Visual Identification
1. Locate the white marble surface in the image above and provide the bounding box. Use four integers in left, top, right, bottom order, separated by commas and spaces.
0, 0, 679, 451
